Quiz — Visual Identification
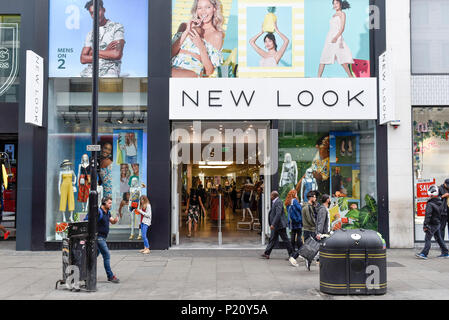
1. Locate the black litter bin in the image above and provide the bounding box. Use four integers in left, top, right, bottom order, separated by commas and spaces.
319, 228, 387, 295
57, 222, 89, 289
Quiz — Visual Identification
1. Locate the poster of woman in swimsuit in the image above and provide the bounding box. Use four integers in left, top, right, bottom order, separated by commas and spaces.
171, 0, 225, 78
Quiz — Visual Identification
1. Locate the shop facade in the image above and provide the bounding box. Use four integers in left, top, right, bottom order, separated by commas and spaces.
0, 0, 391, 251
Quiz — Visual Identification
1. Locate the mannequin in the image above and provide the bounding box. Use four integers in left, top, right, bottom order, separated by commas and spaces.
128, 177, 142, 240
300, 168, 318, 203
279, 153, 298, 187
241, 179, 254, 222
58, 160, 77, 222
77, 154, 91, 212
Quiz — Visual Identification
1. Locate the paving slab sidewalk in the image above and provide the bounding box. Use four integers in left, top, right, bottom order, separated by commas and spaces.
0, 241, 448, 300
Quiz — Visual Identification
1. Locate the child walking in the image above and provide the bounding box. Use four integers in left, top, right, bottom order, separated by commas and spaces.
136, 195, 152, 254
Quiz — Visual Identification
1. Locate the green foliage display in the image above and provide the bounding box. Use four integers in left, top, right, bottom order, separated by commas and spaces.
341, 194, 378, 231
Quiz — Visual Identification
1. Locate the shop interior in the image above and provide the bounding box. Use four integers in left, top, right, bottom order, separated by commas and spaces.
0, 135, 17, 241
171, 121, 270, 248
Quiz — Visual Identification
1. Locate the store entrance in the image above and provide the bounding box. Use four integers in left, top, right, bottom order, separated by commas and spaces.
0, 134, 17, 242
171, 121, 271, 248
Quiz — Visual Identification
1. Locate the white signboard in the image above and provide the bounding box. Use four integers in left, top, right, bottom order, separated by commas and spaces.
25, 50, 44, 127
170, 78, 378, 120
378, 50, 395, 125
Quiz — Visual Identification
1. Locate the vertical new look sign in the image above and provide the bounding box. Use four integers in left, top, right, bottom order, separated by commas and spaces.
25, 50, 44, 127
379, 50, 395, 125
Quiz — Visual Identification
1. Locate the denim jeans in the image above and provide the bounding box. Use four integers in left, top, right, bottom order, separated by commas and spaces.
141, 224, 150, 248
97, 237, 113, 279
126, 155, 137, 164
291, 228, 303, 251
421, 224, 449, 257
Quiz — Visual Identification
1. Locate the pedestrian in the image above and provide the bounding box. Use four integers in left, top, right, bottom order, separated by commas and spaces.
316, 194, 331, 241
0, 189, 10, 240
185, 188, 206, 237
136, 195, 152, 254
438, 179, 449, 240
291, 191, 318, 270
416, 185, 449, 259
285, 189, 303, 251
302, 191, 318, 242
84, 196, 120, 283
260, 191, 298, 267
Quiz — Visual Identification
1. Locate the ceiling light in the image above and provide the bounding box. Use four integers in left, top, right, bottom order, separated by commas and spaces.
62, 113, 70, 125
117, 112, 125, 124
198, 166, 228, 169
206, 161, 233, 166
104, 112, 112, 124
128, 112, 135, 124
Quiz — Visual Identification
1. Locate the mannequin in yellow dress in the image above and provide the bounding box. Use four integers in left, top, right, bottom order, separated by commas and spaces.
58, 160, 77, 222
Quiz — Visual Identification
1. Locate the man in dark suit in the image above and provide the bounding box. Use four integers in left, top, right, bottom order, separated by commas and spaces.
261, 191, 298, 267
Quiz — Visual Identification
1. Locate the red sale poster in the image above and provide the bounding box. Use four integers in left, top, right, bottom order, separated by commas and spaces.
416, 178, 436, 198
416, 200, 427, 217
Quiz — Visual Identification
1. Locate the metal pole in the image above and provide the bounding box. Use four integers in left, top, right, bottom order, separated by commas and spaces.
218, 194, 222, 246
86, 0, 100, 292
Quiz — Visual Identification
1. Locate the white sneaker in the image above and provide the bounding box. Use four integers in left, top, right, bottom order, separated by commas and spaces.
289, 257, 299, 267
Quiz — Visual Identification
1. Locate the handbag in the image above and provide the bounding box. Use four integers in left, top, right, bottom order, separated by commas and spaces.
298, 236, 321, 262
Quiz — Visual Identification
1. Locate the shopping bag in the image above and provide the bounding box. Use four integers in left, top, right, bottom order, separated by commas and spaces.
298, 236, 321, 262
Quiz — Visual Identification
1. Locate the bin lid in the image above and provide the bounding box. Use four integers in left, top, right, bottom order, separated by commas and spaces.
321, 229, 385, 250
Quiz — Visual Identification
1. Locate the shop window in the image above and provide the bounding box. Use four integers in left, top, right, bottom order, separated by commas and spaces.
413, 107, 449, 241
411, 0, 449, 74
278, 120, 378, 232
46, 0, 149, 241
46, 78, 148, 241
0, 15, 20, 103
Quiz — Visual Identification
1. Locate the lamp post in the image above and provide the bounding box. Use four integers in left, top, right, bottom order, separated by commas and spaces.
86, 0, 100, 292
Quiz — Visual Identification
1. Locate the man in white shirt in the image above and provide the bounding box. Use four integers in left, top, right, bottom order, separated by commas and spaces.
80, 0, 125, 77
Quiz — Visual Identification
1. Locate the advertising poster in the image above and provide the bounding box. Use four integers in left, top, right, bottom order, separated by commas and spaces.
49, 0, 148, 77
171, 0, 370, 78
112, 129, 147, 227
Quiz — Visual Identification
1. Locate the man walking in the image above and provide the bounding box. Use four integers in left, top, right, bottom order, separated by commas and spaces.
316, 194, 331, 241
302, 191, 318, 242
291, 191, 319, 270
261, 191, 298, 267
416, 185, 449, 259
84, 196, 121, 282
438, 179, 449, 240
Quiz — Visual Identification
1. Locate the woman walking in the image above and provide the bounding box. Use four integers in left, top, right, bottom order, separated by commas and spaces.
136, 195, 152, 254
285, 189, 303, 251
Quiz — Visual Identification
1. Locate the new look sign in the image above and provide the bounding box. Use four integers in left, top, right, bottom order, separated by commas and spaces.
25, 50, 44, 127
170, 78, 378, 120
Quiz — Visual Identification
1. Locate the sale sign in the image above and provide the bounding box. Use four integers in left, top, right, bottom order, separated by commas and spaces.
416, 200, 427, 217
416, 178, 436, 198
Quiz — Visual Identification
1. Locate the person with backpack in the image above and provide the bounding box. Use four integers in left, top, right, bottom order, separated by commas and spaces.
416, 185, 449, 259
438, 179, 449, 240
285, 189, 303, 251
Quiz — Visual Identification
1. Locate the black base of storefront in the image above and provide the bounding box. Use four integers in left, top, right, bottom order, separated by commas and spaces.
44, 241, 161, 251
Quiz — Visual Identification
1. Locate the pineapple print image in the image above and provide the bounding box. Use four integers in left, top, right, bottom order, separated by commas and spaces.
263, 7, 277, 33
248, 5, 290, 67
